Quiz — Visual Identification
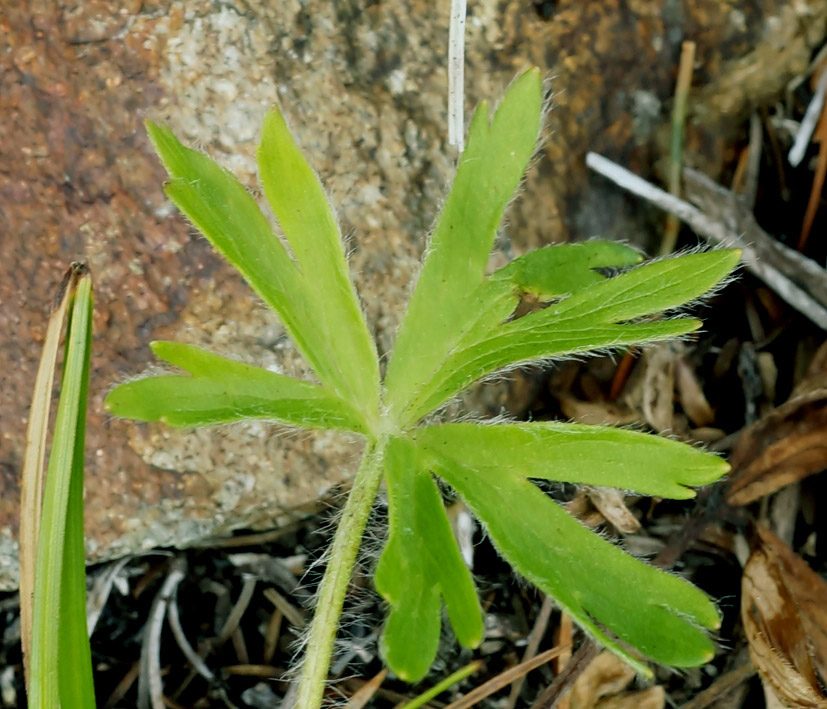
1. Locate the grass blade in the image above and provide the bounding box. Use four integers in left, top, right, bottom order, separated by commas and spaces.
19, 267, 77, 684
27, 264, 96, 708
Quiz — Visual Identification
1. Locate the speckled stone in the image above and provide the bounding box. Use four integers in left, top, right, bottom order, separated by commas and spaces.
1, 0, 824, 589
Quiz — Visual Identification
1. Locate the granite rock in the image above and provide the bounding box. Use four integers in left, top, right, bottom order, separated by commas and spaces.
0, 0, 824, 589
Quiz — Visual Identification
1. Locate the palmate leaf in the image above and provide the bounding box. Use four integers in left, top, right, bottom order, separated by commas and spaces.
374, 439, 482, 682
105, 341, 366, 432
398, 249, 740, 426
106, 67, 745, 702
147, 119, 378, 417
394, 427, 725, 675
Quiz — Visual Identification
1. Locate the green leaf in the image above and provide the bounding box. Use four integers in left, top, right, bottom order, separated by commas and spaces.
384, 68, 544, 417
412, 436, 721, 675
29, 266, 96, 708
490, 240, 643, 299
408, 317, 700, 427
105, 341, 366, 432
528, 249, 740, 326
400, 250, 740, 425
454, 241, 644, 353
411, 421, 729, 500
258, 108, 379, 411
146, 121, 374, 417
375, 438, 482, 682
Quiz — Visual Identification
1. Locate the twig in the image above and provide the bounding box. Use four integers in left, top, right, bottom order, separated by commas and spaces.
448, 0, 467, 152
506, 595, 555, 709
679, 661, 756, 709
166, 586, 215, 682
661, 40, 696, 255
262, 607, 284, 665
139, 557, 187, 709
798, 98, 827, 251
586, 151, 827, 330
216, 576, 257, 647
264, 586, 306, 629
609, 350, 638, 400
553, 613, 573, 709
788, 68, 827, 167
345, 668, 387, 709
761, 106, 789, 200
444, 644, 572, 709
529, 640, 599, 709
741, 113, 763, 210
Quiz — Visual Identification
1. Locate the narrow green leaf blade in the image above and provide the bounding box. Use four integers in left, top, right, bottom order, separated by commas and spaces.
146, 121, 367, 412
405, 317, 701, 426
29, 268, 95, 708
412, 421, 729, 500
428, 451, 720, 674
490, 241, 643, 299
455, 241, 644, 352
105, 341, 366, 432
19, 266, 76, 684
375, 438, 482, 682
529, 249, 741, 327
258, 108, 379, 411
385, 68, 544, 416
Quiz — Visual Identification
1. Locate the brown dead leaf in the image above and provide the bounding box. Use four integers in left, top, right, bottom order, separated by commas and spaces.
569, 651, 636, 709
558, 395, 640, 426
596, 687, 664, 709
566, 490, 607, 528
586, 487, 641, 534
742, 525, 827, 708
675, 356, 715, 427
569, 652, 663, 709
623, 344, 675, 432
726, 343, 827, 506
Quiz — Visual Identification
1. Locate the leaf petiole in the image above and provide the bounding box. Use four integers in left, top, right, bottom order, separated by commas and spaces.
295, 438, 387, 709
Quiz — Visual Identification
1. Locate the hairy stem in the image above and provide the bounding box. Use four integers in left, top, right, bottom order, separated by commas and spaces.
295, 438, 386, 709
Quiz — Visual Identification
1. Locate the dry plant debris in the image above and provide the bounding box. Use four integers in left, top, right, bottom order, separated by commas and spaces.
727, 343, 827, 506
742, 525, 827, 708
569, 652, 664, 709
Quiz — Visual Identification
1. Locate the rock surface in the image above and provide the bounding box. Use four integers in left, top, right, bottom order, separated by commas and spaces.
1, 0, 824, 589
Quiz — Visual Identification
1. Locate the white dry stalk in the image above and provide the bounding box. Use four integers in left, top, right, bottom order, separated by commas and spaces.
139, 559, 186, 709
448, 0, 467, 152
788, 68, 827, 167
586, 151, 827, 330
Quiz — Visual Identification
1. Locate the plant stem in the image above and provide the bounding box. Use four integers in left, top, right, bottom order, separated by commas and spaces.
295, 438, 386, 709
